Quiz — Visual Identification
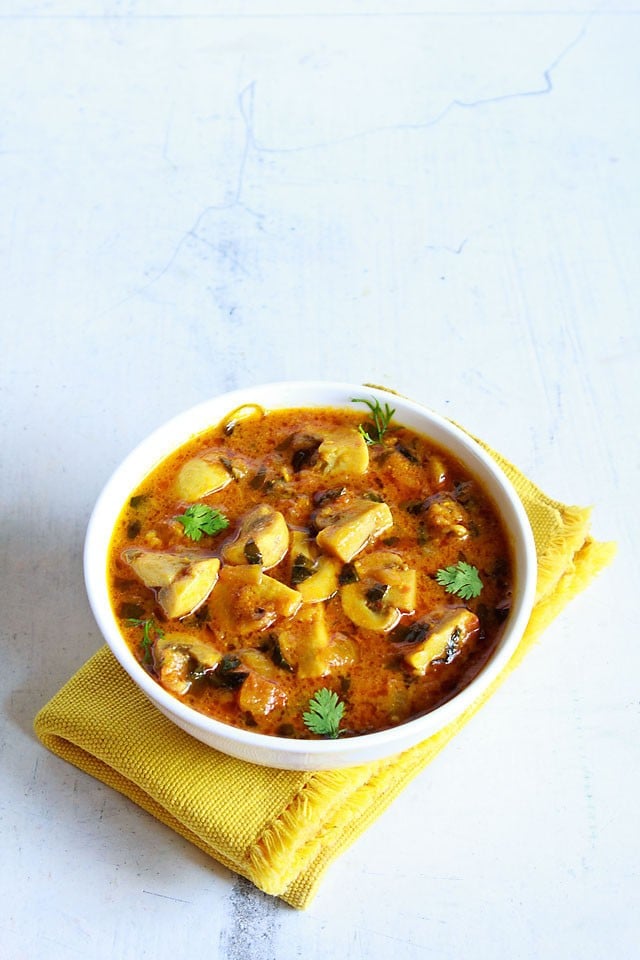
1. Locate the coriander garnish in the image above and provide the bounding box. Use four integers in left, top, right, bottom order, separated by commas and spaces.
126, 617, 164, 664
303, 688, 345, 739
175, 504, 229, 541
435, 561, 483, 600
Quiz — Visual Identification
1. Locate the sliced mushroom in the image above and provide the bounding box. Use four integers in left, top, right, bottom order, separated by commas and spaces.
402, 608, 480, 674
297, 557, 341, 603
222, 504, 289, 569
123, 547, 220, 619
278, 605, 357, 678
157, 557, 221, 619
123, 548, 192, 588
317, 426, 369, 477
207, 565, 301, 638
316, 500, 393, 563
355, 550, 417, 613
340, 580, 401, 632
257, 572, 302, 615
174, 453, 232, 501
289, 530, 341, 603
155, 633, 222, 695
278, 605, 329, 678
237, 648, 281, 679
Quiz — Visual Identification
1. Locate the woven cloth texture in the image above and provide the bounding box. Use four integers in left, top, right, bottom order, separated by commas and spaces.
34, 439, 615, 908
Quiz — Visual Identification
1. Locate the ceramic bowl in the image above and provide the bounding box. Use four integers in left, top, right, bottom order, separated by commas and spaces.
84, 381, 536, 770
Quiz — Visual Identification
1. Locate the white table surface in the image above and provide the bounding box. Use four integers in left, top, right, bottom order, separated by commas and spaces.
2, 3, 637, 957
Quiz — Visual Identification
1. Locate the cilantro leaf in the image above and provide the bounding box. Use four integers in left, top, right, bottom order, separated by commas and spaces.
351, 396, 396, 444
126, 617, 164, 664
303, 688, 345, 739
435, 561, 483, 600
176, 504, 229, 541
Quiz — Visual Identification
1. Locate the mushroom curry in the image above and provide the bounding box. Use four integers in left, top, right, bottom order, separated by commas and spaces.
107, 400, 514, 740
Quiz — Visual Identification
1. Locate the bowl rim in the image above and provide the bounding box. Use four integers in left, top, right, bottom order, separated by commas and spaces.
84, 381, 537, 766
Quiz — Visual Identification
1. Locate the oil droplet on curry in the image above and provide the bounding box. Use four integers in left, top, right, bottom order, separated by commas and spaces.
108, 404, 514, 739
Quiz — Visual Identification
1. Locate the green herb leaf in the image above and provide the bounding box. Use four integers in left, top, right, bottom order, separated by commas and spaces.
176, 504, 229, 541
365, 582, 390, 611
303, 688, 345, 739
291, 553, 317, 585
351, 396, 396, 444
126, 617, 164, 664
244, 539, 263, 565
435, 561, 483, 600
338, 562, 359, 585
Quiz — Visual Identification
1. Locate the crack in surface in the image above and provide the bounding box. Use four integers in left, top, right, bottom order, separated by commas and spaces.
425, 238, 469, 256
102, 83, 261, 314
107, 14, 591, 308
246, 15, 592, 155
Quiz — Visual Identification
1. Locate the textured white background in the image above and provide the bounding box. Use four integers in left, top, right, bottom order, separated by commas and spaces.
1, 3, 637, 958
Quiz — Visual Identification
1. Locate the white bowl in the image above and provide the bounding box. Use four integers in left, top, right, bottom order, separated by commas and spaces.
84, 381, 536, 770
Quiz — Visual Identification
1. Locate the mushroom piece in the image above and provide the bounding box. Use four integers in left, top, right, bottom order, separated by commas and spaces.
237, 649, 282, 679
155, 633, 222, 695
402, 608, 480, 674
340, 550, 417, 632
340, 580, 401, 632
278, 605, 357, 678
316, 426, 369, 477
315, 500, 393, 563
207, 565, 302, 638
157, 557, 221, 619
174, 453, 232, 501
355, 550, 417, 613
289, 530, 341, 603
123, 548, 193, 588
222, 504, 289, 569
123, 548, 221, 620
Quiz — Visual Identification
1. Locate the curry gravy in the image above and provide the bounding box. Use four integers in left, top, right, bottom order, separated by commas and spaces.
108, 405, 513, 738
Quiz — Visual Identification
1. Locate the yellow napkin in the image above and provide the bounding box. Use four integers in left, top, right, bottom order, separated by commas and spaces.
34, 440, 615, 909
